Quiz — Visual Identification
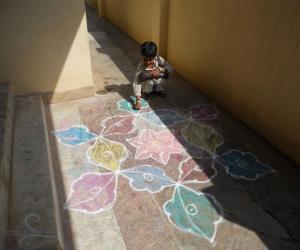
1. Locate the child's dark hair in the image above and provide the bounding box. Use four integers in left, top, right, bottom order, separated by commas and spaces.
141, 41, 157, 58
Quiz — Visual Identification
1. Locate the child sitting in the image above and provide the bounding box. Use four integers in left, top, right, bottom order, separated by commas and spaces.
133, 41, 173, 110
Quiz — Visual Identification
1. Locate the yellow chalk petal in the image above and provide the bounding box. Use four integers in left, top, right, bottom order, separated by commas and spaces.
89, 138, 127, 171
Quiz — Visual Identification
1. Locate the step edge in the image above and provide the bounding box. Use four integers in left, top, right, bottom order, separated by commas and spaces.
39, 95, 64, 249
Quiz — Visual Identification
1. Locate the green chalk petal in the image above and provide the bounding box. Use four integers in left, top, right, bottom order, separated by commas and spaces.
182, 122, 223, 153
164, 185, 221, 241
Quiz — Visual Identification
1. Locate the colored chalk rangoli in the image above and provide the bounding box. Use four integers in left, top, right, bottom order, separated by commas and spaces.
139, 110, 186, 128
53, 126, 97, 146
181, 122, 223, 153
126, 129, 185, 165
65, 172, 117, 214
120, 165, 175, 193
190, 103, 219, 121
179, 157, 217, 184
101, 115, 136, 136
57, 100, 274, 244
217, 149, 273, 180
164, 185, 222, 243
117, 96, 148, 113
87, 137, 128, 171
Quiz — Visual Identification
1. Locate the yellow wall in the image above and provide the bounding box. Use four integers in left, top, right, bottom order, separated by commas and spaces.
167, 0, 300, 163
104, 0, 153, 44
0, 0, 93, 95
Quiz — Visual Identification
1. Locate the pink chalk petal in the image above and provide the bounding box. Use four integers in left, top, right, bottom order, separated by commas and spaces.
65, 172, 117, 214
127, 129, 185, 165
190, 104, 219, 121
136, 148, 151, 159
179, 158, 217, 183
141, 129, 156, 141
169, 139, 185, 152
102, 116, 135, 136
158, 130, 173, 143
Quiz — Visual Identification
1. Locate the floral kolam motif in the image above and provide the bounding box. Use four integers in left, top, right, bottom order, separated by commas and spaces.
121, 165, 175, 193
217, 149, 273, 180
164, 185, 222, 243
127, 129, 185, 165
53, 126, 97, 147
181, 122, 223, 153
87, 137, 127, 171
59, 98, 275, 244
102, 115, 136, 136
65, 172, 117, 214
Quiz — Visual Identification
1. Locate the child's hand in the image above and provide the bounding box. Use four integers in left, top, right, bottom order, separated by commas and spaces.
151, 68, 161, 78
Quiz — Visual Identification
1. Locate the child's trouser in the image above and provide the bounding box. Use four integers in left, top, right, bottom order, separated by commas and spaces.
133, 78, 165, 96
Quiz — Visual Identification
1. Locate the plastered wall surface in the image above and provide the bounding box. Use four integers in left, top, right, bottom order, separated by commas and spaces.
166, 0, 300, 163
0, 0, 93, 94
104, 0, 153, 44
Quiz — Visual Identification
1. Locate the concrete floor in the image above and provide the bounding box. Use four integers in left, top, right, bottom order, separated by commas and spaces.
8, 5, 300, 250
